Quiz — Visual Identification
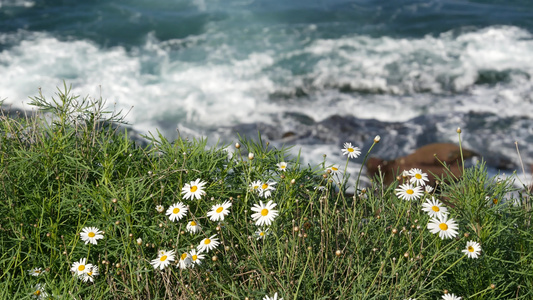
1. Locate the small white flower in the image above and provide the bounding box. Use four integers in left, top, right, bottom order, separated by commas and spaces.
186, 220, 202, 234
28, 267, 45, 277
442, 293, 461, 300
181, 178, 207, 200
259, 180, 277, 198
427, 215, 459, 240
425, 185, 434, 193
421, 196, 448, 219
197, 235, 220, 253
207, 201, 232, 222
71, 258, 93, 276
178, 252, 192, 269
255, 228, 270, 240
189, 249, 205, 267
150, 250, 175, 270
276, 162, 288, 171
31, 283, 48, 299
408, 168, 429, 186
250, 180, 262, 192
155, 205, 165, 213
327, 165, 340, 175
341, 142, 361, 159
166, 202, 188, 222
395, 184, 423, 201
251, 200, 279, 226
263, 292, 283, 300
80, 265, 99, 283
462, 241, 482, 259
80, 227, 104, 245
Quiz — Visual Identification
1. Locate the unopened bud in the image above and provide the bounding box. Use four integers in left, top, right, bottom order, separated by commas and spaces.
248, 153, 254, 160
374, 135, 381, 143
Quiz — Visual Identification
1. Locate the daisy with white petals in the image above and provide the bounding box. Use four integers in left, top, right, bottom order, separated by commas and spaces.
181, 178, 207, 200
251, 200, 279, 226
71, 258, 93, 276
80, 227, 104, 245
32, 283, 47, 299
259, 181, 277, 198
166, 202, 188, 222
207, 201, 232, 221
178, 252, 192, 269
197, 235, 220, 253
395, 184, 423, 201
341, 142, 361, 159
155, 205, 164, 213
250, 180, 262, 192
80, 265, 99, 283
408, 168, 429, 186
255, 228, 270, 240
421, 197, 448, 219
189, 249, 205, 267
151, 249, 175, 270
263, 292, 283, 300
28, 267, 45, 277
276, 162, 288, 171
462, 241, 482, 259
442, 293, 462, 300
427, 215, 459, 240
186, 220, 202, 234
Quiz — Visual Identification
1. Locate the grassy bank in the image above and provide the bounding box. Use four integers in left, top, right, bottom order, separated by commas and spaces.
1, 85, 532, 299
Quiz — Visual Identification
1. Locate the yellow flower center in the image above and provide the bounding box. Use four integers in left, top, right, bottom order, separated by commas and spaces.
281, 165, 286, 169
468, 246, 474, 252
261, 208, 269, 216
160, 255, 167, 262
204, 239, 211, 245
347, 147, 354, 152
439, 223, 448, 231
260, 232, 265, 236
262, 183, 268, 189
88, 232, 95, 238
216, 207, 224, 213
253, 185, 259, 189
173, 207, 180, 214
190, 186, 198, 192
190, 221, 197, 226
192, 255, 197, 261
88, 271, 93, 276
332, 167, 338, 171
34, 291, 41, 296
415, 174, 422, 179
431, 206, 440, 212
406, 189, 414, 195
78, 265, 85, 272
181, 253, 188, 260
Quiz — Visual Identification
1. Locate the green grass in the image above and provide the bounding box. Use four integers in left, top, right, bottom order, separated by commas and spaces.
1, 84, 532, 299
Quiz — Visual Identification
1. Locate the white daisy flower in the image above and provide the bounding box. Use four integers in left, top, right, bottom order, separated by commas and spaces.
408, 168, 429, 186
186, 220, 202, 234
189, 249, 205, 267
181, 178, 207, 200
197, 235, 220, 253
259, 180, 277, 198
32, 283, 48, 299
166, 202, 188, 222
427, 215, 459, 240
178, 252, 192, 269
80, 227, 104, 245
80, 265, 99, 283
421, 197, 448, 219
207, 201, 232, 222
155, 205, 165, 213
150, 249, 176, 270
395, 184, 423, 201
263, 292, 283, 300
255, 228, 270, 240
71, 258, 93, 276
28, 267, 45, 277
341, 142, 361, 159
327, 165, 341, 175
250, 180, 262, 192
276, 162, 288, 171
251, 200, 279, 226
442, 293, 461, 300
425, 185, 434, 193
462, 241, 482, 259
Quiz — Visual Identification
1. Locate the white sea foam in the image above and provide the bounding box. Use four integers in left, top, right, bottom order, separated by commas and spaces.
1, 26, 532, 138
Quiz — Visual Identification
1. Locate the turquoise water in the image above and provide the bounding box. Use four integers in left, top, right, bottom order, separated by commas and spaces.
1, 0, 533, 175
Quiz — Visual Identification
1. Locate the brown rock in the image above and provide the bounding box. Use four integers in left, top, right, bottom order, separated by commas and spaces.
366, 143, 478, 186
